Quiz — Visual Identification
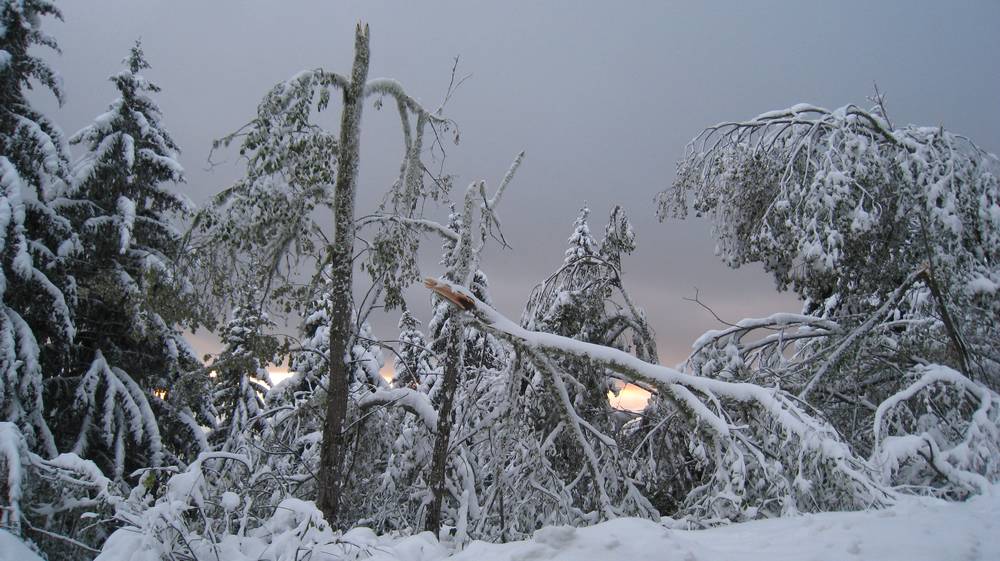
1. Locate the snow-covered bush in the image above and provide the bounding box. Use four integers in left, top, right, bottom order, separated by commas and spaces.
872, 364, 1000, 498
1, 422, 124, 560
96, 451, 447, 561
93, 452, 281, 561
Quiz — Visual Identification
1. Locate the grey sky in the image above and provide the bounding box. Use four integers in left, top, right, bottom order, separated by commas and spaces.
34, 1, 1000, 367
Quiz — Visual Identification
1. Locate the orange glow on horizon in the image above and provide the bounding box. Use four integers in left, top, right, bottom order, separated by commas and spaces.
267, 367, 292, 385
609, 383, 651, 412
266, 363, 395, 386
268, 365, 649, 411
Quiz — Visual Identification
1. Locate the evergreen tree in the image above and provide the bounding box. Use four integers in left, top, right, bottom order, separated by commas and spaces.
209, 290, 277, 453
0, 0, 74, 458
563, 206, 599, 264
393, 309, 433, 390
57, 41, 204, 476
284, 276, 334, 396
514, 205, 657, 524
280, 268, 386, 400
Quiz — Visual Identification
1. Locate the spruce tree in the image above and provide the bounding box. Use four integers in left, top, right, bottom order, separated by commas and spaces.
393, 309, 436, 392
209, 290, 276, 453
516, 205, 656, 522
0, 0, 74, 458
58, 41, 204, 475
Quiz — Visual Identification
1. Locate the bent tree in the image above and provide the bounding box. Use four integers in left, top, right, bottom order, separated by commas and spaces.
194, 23, 455, 525
657, 101, 1000, 497
359, 153, 524, 534
659, 102, 1000, 394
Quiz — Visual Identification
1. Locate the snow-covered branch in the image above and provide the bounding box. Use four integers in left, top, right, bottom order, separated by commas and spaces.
358, 388, 438, 431
427, 277, 895, 517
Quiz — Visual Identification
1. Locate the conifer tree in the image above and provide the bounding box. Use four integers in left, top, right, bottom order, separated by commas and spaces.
285, 276, 334, 395
563, 206, 599, 264
58, 41, 204, 475
393, 310, 434, 391
0, 0, 74, 458
514, 205, 657, 523
209, 290, 277, 453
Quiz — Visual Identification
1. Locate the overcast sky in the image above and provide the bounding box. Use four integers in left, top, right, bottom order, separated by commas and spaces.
33, 1, 1000, 369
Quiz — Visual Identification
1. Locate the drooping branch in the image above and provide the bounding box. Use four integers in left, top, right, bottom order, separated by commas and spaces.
799, 266, 926, 400
357, 388, 438, 431
425, 277, 895, 511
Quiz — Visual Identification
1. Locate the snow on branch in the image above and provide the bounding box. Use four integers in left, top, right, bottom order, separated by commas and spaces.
0, 422, 28, 532
71, 352, 164, 475
363, 78, 453, 126
872, 364, 1000, 497
426, 277, 895, 517
356, 214, 460, 242
358, 387, 438, 431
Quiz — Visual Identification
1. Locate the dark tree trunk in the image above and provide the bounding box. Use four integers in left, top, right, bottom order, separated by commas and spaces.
424, 194, 476, 535
424, 316, 463, 535
317, 23, 370, 526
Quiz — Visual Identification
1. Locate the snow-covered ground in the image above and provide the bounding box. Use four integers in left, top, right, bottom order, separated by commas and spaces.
5, 487, 992, 561
449, 491, 999, 561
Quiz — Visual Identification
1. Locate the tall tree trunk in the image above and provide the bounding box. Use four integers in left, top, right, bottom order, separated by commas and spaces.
425, 316, 463, 534
317, 23, 370, 526
425, 193, 476, 535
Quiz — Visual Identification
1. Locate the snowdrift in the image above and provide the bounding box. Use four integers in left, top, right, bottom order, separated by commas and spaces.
74, 485, 998, 561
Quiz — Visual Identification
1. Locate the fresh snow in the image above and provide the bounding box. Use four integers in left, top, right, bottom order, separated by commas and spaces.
453, 491, 1000, 561
0, 529, 45, 561
73, 485, 1000, 561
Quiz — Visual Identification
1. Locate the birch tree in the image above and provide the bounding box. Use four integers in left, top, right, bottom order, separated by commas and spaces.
194, 23, 457, 524
658, 99, 1000, 498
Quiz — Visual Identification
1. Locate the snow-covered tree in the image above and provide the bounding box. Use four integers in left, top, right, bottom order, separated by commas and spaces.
0, 0, 74, 459
563, 206, 599, 264
195, 24, 458, 524
659, 100, 1000, 498
427, 278, 896, 523
393, 310, 436, 392
259, 265, 403, 528
661, 101, 999, 387
356, 151, 524, 535
55, 41, 205, 476
505, 205, 657, 527
209, 289, 278, 454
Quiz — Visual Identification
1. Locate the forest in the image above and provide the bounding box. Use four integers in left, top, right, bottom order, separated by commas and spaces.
2, 2, 999, 561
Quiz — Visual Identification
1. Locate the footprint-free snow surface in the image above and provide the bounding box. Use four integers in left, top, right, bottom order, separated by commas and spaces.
7, 488, 998, 561
448, 490, 999, 561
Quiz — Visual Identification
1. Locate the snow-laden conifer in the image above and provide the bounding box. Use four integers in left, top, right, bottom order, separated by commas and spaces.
209, 289, 277, 454
0, 0, 73, 458
56, 41, 204, 476
563, 206, 599, 264
503, 206, 658, 528
393, 310, 435, 392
